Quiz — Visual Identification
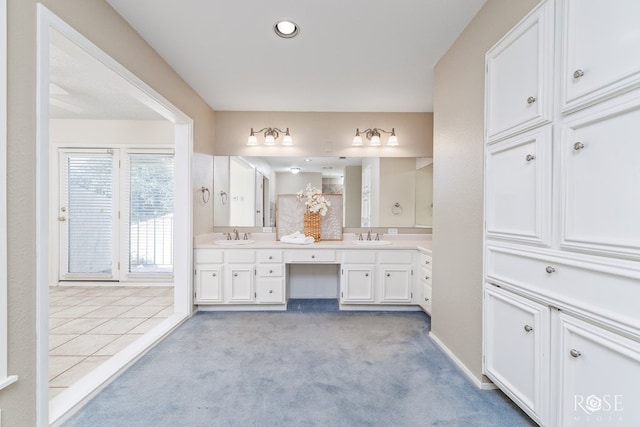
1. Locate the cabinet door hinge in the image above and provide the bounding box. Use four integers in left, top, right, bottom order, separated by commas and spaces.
411, 292, 413, 299
411, 269, 414, 276
117, 261, 120, 270
341, 291, 344, 298
254, 292, 257, 298
341, 269, 344, 275
194, 268, 197, 276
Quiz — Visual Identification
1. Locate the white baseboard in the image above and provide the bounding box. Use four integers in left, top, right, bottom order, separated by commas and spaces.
429, 331, 497, 390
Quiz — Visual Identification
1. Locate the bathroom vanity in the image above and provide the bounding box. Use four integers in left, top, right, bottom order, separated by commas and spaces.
193, 234, 432, 313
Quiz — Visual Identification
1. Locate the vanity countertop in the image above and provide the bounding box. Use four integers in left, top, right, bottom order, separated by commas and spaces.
194, 233, 432, 254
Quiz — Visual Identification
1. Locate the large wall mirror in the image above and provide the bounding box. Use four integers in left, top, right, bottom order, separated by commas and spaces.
212, 156, 433, 229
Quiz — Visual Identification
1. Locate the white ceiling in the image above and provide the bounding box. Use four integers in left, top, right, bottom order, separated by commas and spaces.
106, 0, 486, 113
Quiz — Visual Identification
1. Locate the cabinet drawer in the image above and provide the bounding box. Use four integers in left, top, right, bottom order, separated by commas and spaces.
290, 250, 335, 263
256, 278, 285, 304
487, 246, 640, 332
257, 250, 282, 263
256, 264, 284, 277
420, 267, 432, 285
226, 250, 255, 263
418, 252, 432, 268
378, 250, 413, 264
195, 249, 223, 264
343, 250, 376, 264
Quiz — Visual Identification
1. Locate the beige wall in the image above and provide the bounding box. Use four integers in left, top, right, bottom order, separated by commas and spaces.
214, 111, 433, 158
49, 120, 175, 146
431, 0, 540, 383
3, 0, 215, 424
378, 158, 416, 227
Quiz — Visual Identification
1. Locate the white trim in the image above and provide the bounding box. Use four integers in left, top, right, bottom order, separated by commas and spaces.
0, 0, 15, 391
37, 5, 194, 425
429, 331, 497, 390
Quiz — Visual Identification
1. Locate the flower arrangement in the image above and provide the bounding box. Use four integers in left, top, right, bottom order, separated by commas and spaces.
297, 183, 331, 216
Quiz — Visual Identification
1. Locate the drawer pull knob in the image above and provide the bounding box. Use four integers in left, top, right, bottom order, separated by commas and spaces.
387, 273, 391, 277
570, 349, 582, 358
425, 276, 430, 281
233, 273, 238, 277
365, 273, 369, 277
524, 325, 533, 332
425, 260, 430, 265
212, 273, 217, 277
269, 290, 273, 294
269, 270, 273, 274
269, 256, 273, 260
573, 142, 585, 151
425, 297, 430, 302
527, 96, 536, 104
311, 255, 315, 259
526, 154, 536, 162
545, 266, 556, 274
573, 69, 584, 79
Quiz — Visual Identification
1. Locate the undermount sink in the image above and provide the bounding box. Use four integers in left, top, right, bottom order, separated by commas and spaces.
214, 239, 255, 246
352, 240, 392, 246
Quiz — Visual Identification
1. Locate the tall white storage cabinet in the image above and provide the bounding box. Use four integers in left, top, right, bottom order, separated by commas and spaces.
483, 1, 640, 426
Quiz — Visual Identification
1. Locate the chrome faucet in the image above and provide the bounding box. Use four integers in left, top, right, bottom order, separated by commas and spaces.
366, 229, 372, 241
233, 227, 240, 240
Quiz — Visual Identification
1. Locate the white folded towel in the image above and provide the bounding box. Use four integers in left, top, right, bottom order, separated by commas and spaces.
280, 231, 315, 244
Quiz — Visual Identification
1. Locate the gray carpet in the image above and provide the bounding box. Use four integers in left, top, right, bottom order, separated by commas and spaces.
64, 303, 535, 426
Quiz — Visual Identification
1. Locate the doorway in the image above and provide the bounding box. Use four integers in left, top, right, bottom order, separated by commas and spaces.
37, 6, 193, 426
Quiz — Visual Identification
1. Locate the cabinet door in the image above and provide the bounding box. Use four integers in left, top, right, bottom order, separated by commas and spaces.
485, 0, 553, 142
555, 313, 640, 426
560, 98, 640, 259
485, 126, 552, 246
560, 0, 640, 111
484, 285, 549, 425
195, 265, 223, 303
226, 264, 254, 303
341, 265, 374, 303
378, 265, 412, 303
255, 277, 285, 304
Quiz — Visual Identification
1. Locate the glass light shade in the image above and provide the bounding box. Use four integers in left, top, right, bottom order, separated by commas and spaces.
247, 134, 258, 146
290, 167, 300, 174
352, 135, 363, 146
282, 134, 293, 146
370, 135, 381, 146
387, 135, 399, 146
264, 134, 276, 145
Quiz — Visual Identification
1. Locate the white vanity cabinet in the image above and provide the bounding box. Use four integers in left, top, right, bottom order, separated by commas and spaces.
340, 250, 376, 304
418, 251, 432, 314
485, 0, 553, 142
555, 313, 640, 426
255, 250, 285, 304
560, 0, 640, 112
224, 250, 255, 304
484, 285, 550, 425
377, 251, 414, 304
194, 249, 224, 304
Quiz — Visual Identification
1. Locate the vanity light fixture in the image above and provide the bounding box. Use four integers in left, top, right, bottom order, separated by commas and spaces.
247, 127, 293, 146
290, 167, 301, 174
352, 128, 398, 147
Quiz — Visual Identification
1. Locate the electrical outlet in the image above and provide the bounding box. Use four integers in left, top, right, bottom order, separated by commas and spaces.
388, 228, 398, 235
262, 227, 273, 233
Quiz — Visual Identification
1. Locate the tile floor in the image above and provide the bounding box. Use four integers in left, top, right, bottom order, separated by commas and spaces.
49, 285, 174, 400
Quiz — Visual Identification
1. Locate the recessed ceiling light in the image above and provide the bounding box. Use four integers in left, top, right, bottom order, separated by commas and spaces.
290, 167, 301, 174
274, 20, 299, 39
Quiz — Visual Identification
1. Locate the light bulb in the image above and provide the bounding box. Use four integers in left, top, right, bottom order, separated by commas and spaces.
370, 135, 381, 146
247, 134, 258, 146
264, 134, 276, 145
387, 135, 398, 146
282, 134, 293, 146
352, 135, 363, 146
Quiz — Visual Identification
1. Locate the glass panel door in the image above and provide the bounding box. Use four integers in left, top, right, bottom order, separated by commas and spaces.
58, 150, 118, 280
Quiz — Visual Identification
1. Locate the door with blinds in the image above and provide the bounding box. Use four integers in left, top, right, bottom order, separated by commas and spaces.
58, 149, 174, 281
58, 149, 119, 280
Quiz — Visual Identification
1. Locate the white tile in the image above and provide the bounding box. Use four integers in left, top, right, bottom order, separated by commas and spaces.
129, 317, 164, 334
49, 334, 79, 351
49, 356, 111, 387
50, 334, 119, 357
49, 318, 109, 335
118, 305, 166, 318
83, 305, 132, 319
49, 355, 85, 380
94, 334, 144, 356
50, 305, 104, 319
89, 318, 147, 335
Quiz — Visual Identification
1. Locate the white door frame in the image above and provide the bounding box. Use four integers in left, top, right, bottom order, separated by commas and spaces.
36, 5, 194, 426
